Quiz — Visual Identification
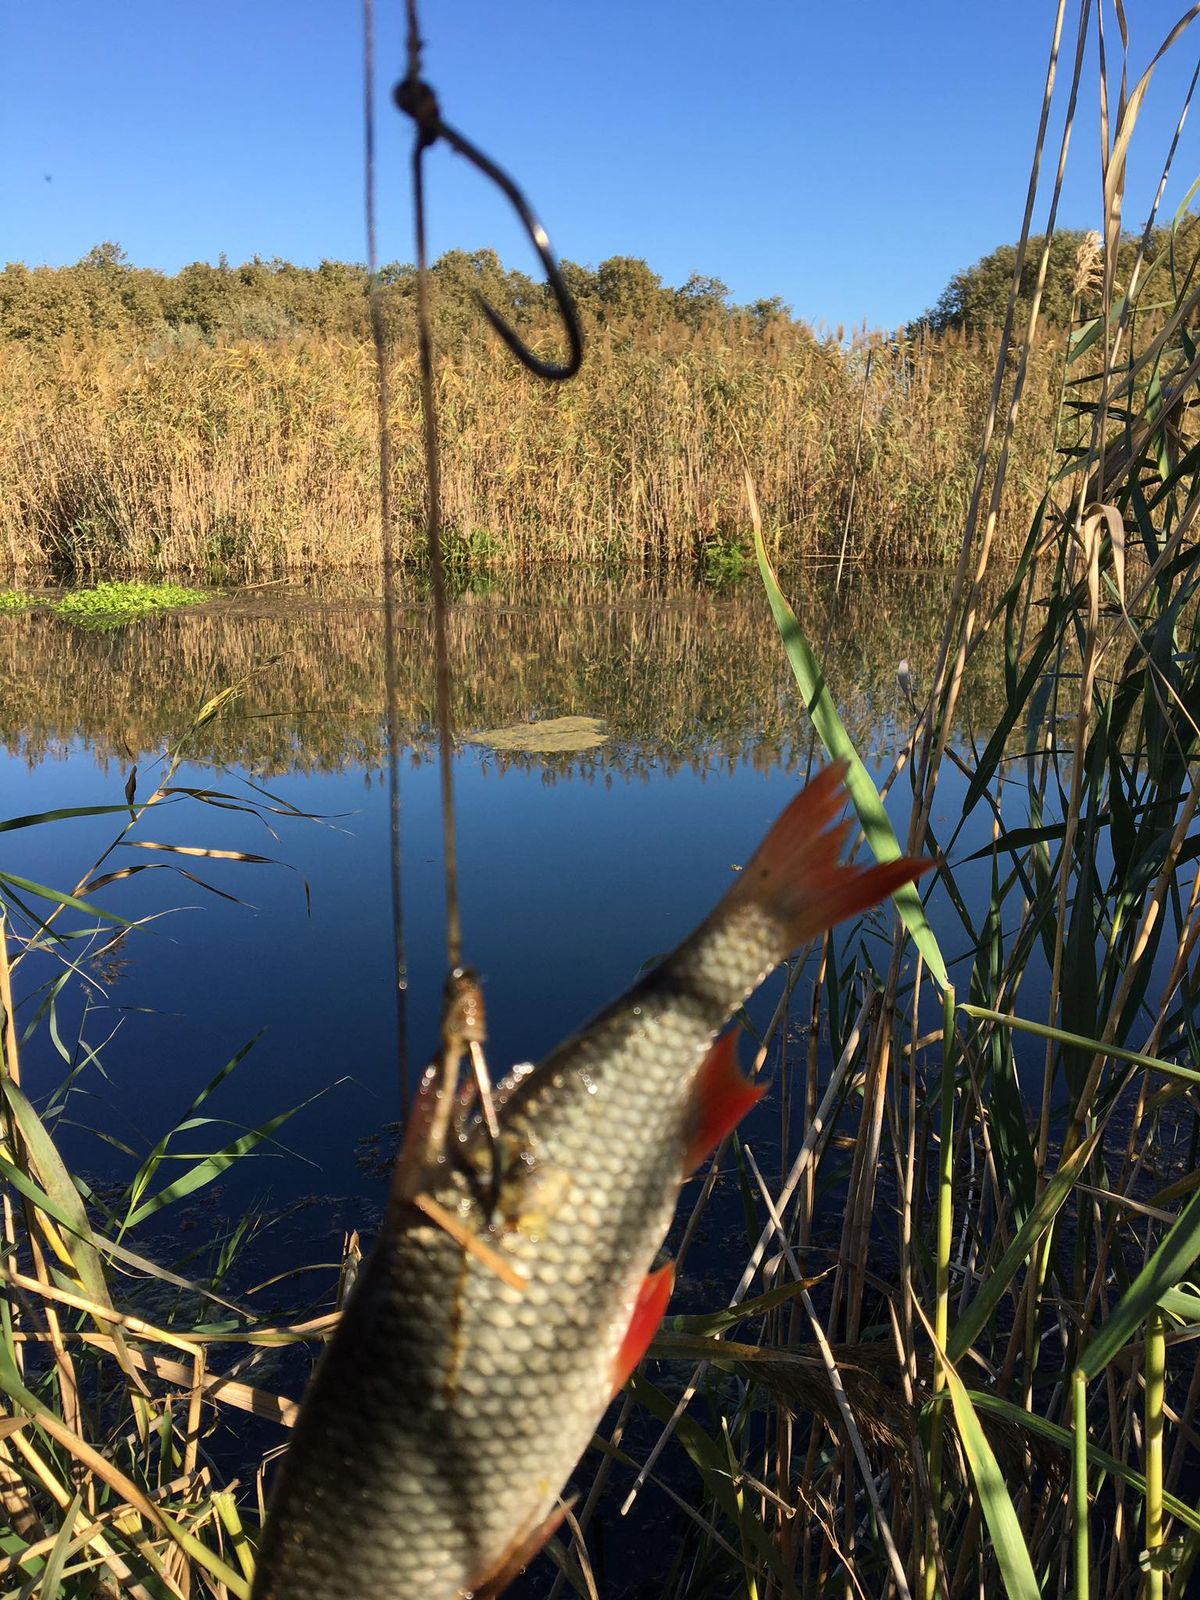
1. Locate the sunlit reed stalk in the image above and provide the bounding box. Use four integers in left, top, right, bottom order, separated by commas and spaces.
923, 983, 957, 1600
1144, 1307, 1166, 1600
1073, 1368, 1090, 1600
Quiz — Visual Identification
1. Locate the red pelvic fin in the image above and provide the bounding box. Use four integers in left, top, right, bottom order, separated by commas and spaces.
683, 1029, 766, 1174
469, 1499, 574, 1600
611, 1262, 675, 1397
724, 760, 931, 954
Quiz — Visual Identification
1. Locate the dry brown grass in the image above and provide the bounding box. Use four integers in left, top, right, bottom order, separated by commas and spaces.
0, 320, 1066, 580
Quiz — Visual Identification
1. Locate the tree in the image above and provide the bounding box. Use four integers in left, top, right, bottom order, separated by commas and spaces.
747, 295, 792, 330
431, 248, 539, 337
78, 241, 128, 271
594, 257, 667, 324
674, 272, 730, 327
925, 228, 1161, 334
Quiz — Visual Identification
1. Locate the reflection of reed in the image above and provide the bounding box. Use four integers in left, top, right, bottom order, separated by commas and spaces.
0, 571, 1003, 779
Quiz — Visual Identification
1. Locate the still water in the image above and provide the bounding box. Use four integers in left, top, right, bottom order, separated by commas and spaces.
0, 569, 997, 1238
0, 568, 1044, 1594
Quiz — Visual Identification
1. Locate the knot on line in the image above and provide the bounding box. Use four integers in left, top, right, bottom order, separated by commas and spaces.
394, 76, 442, 149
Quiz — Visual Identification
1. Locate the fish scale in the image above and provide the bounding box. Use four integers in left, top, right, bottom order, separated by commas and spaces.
250, 765, 926, 1600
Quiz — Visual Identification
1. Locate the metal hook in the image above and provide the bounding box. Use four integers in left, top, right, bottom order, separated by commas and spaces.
394, 77, 583, 382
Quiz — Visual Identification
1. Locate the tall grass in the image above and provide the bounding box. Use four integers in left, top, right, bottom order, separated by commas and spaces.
0, 690, 328, 1599
0, 317, 1062, 580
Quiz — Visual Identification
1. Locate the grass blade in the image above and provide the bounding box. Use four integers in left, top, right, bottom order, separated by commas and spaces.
749, 473, 947, 986
919, 1306, 1041, 1600
1079, 1185, 1200, 1377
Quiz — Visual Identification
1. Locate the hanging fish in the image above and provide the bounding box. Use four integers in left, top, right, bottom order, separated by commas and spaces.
251, 764, 926, 1600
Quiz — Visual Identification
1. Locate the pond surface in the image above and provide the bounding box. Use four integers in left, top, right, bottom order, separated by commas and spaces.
0, 566, 1082, 1593
0, 568, 1004, 1240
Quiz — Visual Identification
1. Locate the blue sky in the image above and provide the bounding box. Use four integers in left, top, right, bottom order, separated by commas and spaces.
2, 2, 1197, 331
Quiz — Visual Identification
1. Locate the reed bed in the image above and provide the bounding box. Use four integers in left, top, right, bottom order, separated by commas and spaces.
3, 3, 1200, 1598
0, 316, 1061, 580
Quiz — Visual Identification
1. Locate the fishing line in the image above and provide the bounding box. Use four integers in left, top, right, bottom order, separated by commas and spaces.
368, 0, 582, 1131
363, 0, 410, 1110
402, 0, 464, 977
393, 0, 583, 986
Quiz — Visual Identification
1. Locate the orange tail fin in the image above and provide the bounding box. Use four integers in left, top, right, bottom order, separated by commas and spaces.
725, 761, 930, 949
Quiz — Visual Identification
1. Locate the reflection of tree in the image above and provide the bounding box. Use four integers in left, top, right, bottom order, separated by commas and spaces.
0, 571, 1004, 781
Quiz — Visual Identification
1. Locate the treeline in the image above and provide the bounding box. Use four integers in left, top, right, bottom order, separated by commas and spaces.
2, 217, 1195, 350
0, 244, 786, 349
926, 211, 1200, 333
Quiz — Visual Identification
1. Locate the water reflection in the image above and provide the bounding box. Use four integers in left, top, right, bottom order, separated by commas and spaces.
0, 567, 998, 780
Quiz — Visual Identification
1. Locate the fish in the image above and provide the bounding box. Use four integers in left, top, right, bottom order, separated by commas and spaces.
250, 763, 927, 1600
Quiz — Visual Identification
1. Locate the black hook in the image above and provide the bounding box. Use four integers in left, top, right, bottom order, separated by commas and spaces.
394, 77, 583, 382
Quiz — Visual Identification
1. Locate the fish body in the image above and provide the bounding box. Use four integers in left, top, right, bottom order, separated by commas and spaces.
251, 766, 924, 1600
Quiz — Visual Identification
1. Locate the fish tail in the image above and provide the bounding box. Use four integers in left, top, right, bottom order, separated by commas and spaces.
725, 761, 929, 949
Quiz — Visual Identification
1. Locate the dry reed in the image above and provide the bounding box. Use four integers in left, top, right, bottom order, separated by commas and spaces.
0, 321, 1064, 580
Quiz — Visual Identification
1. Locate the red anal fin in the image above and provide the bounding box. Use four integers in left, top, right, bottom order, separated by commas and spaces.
611, 1262, 675, 1397
683, 1030, 766, 1175
470, 1498, 574, 1600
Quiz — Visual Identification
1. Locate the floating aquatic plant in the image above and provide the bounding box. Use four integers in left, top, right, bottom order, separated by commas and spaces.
53, 579, 210, 627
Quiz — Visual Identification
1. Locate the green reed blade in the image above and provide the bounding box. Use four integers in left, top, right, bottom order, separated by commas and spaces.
967, 1390, 1200, 1538
122, 1098, 314, 1231
959, 1005, 1200, 1087
1157, 1286, 1200, 1322
667, 1278, 807, 1337
948, 1130, 1102, 1361
922, 1313, 1041, 1600
628, 1372, 785, 1585
0, 873, 131, 925
125, 1032, 263, 1214
0, 806, 135, 834
33, 1488, 81, 1600
1, 1078, 117, 1322
1079, 1185, 1200, 1378
751, 482, 947, 987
